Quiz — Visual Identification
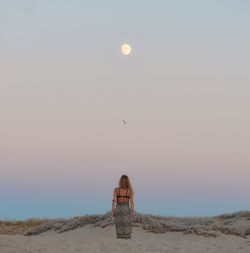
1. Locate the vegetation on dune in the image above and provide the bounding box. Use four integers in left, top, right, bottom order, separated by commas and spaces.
0, 210, 249, 238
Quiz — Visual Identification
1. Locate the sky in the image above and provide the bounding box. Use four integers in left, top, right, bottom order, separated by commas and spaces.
0, 0, 250, 220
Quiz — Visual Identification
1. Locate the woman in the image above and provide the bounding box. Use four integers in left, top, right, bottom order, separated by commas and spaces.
112, 174, 135, 239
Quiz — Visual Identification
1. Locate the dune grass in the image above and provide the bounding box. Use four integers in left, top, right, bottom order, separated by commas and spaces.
0, 210, 249, 238
0, 218, 54, 235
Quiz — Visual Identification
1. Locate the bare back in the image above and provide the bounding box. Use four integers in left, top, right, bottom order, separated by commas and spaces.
116, 187, 131, 203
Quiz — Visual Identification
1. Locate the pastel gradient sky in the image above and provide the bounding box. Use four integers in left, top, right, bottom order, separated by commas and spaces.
0, 0, 250, 220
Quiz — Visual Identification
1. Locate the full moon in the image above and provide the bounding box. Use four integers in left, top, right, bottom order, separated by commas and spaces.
121, 43, 132, 55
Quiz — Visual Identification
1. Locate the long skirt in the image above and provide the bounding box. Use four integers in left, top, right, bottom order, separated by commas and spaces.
114, 202, 132, 239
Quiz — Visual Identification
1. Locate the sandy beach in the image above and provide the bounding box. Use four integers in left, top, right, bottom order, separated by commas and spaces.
1, 211, 250, 253
0, 225, 250, 253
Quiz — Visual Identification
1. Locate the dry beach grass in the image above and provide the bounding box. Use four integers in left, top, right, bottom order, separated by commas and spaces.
0, 210, 250, 253
0, 210, 250, 237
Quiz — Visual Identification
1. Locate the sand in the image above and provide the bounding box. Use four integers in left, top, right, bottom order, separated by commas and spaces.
1, 224, 250, 253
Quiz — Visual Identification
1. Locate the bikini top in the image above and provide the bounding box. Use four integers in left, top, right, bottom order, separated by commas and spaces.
116, 188, 130, 199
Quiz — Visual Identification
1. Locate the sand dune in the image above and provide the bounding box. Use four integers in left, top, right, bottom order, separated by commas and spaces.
1, 211, 250, 253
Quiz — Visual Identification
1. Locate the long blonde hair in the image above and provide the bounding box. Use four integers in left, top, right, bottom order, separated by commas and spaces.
118, 174, 134, 196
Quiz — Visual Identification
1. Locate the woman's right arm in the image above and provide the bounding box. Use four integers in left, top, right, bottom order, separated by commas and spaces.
129, 191, 135, 216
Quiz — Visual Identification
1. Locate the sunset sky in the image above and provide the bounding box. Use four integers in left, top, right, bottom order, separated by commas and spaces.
0, 0, 250, 220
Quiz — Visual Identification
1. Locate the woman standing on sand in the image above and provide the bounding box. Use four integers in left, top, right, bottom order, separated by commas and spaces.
112, 174, 135, 239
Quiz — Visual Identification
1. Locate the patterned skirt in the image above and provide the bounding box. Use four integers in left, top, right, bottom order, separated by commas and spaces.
114, 202, 132, 239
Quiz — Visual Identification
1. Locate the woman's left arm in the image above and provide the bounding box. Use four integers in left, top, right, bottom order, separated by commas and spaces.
112, 188, 117, 215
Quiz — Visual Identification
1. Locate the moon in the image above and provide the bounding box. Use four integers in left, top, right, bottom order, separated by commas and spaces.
121, 43, 132, 56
